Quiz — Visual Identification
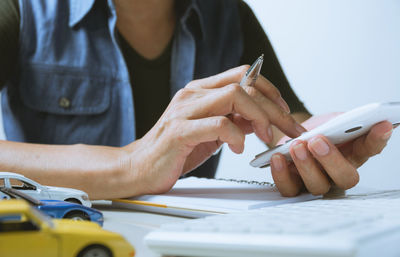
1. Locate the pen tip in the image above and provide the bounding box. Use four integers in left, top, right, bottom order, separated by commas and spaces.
260, 54, 264, 59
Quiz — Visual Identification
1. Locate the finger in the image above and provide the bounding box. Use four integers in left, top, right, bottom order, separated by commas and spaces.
245, 86, 305, 138
182, 141, 222, 174
308, 136, 359, 190
190, 66, 291, 114
271, 153, 304, 197
290, 140, 331, 195
186, 65, 249, 89
188, 65, 291, 114
186, 84, 272, 143
230, 114, 254, 134
349, 121, 393, 167
182, 117, 245, 154
253, 75, 290, 113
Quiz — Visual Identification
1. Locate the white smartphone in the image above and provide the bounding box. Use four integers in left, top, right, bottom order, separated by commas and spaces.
250, 102, 400, 168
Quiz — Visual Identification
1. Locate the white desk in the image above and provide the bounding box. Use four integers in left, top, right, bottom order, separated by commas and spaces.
94, 202, 189, 257
92, 186, 400, 257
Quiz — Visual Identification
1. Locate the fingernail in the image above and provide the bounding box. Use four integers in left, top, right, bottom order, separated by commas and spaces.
293, 142, 307, 161
277, 97, 291, 113
271, 154, 283, 170
382, 129, 393, 140
310, 137, 330, 156
267, 127, 273, 141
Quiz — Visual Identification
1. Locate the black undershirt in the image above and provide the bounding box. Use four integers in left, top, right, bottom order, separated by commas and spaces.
117, 34, 173, 138
0, 0, 307, 140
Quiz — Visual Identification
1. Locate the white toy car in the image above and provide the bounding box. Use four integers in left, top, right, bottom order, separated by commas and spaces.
0, 172, 91, 207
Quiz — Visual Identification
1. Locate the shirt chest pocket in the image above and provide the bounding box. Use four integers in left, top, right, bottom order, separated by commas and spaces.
19, 65, 112, 115
14, 64, 118, 145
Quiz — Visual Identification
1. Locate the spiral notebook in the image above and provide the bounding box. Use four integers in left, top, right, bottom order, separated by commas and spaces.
112, 177, 319, 218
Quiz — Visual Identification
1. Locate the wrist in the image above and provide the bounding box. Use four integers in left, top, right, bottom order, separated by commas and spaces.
117, 139, 150, 197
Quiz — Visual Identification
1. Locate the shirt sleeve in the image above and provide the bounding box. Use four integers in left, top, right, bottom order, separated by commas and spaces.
238, 0, 309, 114
0, 0, 20, 89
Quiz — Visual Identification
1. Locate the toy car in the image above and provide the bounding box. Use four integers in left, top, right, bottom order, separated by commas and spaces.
0, 200, 135, 257
0, 187, 104, 226
0, 172, 91, 207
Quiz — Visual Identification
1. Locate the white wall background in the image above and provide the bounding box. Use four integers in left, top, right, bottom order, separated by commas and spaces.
216, 0, 400, 190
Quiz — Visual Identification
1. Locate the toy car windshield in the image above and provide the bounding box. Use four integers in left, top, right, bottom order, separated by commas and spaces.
0, 187, 43, 206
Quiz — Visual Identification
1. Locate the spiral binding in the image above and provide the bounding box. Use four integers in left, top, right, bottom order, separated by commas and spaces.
216, 178, 275, 187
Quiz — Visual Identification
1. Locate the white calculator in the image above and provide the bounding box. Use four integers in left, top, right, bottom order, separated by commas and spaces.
250, 102, 400, 168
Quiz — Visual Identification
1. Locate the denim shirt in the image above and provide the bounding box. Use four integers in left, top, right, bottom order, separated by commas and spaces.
2, 0, 243, 149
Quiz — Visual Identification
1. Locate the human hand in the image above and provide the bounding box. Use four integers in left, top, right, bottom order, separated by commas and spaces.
122, 66, 305, 196
270, 113, 395, 196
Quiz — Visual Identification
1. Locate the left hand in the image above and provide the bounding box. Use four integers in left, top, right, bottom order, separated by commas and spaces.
270, 113, 394, 196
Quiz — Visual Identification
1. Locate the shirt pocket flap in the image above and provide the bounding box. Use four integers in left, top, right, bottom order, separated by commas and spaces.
19, 65, 112, 115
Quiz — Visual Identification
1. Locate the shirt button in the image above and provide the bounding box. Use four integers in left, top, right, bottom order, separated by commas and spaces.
58, 97, 71, 109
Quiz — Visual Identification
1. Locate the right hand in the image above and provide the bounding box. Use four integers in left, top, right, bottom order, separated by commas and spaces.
121, 66, 306, 196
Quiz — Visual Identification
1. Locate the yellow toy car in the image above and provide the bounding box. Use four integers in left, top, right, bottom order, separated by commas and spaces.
0, 200, 135, 257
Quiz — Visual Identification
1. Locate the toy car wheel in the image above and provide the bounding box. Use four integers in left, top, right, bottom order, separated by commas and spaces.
65, 212, 89, 221
78, 245, 111, 257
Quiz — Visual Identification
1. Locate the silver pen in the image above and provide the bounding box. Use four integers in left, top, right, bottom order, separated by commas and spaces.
240, 54, 264, 87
